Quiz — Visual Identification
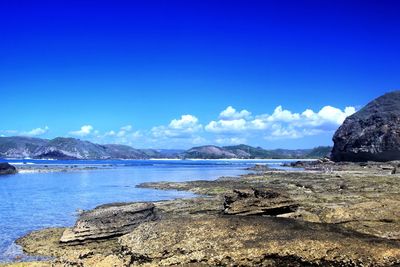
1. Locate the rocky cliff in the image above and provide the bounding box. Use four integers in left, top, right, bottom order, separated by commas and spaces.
332, 91, 400, 162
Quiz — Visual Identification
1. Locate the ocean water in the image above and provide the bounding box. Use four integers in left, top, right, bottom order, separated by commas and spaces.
0, 159, 298, 263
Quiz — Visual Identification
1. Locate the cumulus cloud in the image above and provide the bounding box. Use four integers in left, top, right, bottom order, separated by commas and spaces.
69, 125, 94, 136
205, 105, 356, 140
219, 106, 251, 120
152, 115, 202, 138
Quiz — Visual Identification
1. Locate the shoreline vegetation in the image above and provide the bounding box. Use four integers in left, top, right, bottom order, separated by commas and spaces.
2, 160, 400, 266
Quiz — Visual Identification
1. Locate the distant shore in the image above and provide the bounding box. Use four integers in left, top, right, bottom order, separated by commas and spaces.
14, 164, 109, 173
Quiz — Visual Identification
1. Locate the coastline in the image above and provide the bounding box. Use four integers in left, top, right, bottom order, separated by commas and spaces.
15, 165, 106, 173
4, 161, 400, 266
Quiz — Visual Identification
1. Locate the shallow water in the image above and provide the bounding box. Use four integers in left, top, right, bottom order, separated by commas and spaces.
0, 159, 297, 262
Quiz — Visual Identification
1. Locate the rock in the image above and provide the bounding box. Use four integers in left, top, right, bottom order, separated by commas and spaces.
289, 160, 306, 167
224, 188, 299, 216
332, 91, 400, 162
319, 199, 400, 240
60, 202, 157, 244
318, 157, 334, 163
0, 163, 17, 175
245, 164, 269, 171
120, 216, 400, 266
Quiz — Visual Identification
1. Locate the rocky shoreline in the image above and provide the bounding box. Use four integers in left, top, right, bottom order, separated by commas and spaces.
2, 161, 399, 266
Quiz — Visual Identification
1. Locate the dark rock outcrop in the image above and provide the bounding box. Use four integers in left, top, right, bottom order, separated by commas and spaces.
332, 91, 400, 162
60, 202, 157, 244
0, 162, 17, 175
224, 188, 299, 216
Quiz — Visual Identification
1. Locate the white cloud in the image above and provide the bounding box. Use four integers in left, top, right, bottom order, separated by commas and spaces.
92, 125, 143, 145
169, 115, 200, 129
0, 127, 49, 137
0, 104, 356, 148
215, 137, 246, 145
219, 106, 251, 120
267, 106, 300, 122
23, 126, 49, 136
152, 115, 202, 138
205, 118, 247, 133
105, 130, 116, 136
120, 125, 133, 131
205, 105, 356, 140
69, 125, 94, 136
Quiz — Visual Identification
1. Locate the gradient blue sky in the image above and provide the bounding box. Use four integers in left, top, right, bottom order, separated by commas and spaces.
0, 0, 399, 148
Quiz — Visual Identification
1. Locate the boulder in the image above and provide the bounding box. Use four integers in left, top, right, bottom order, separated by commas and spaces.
332, 91, 400, 162
0, 163, 17, 175
60, 202, 157, 244
223, 188, 299, 216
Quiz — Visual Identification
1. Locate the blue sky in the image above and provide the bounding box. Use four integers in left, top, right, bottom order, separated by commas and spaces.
0, 1, 399, 149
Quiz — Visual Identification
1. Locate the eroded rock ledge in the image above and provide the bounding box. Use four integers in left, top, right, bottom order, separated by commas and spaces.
60, 202, 157, 244
223, 188, 299, 216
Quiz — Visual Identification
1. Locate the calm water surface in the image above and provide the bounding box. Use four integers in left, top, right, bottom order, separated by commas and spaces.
0, 159, 297, 262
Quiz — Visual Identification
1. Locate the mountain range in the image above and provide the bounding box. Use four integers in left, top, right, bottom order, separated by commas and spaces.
0, 136, 331, 160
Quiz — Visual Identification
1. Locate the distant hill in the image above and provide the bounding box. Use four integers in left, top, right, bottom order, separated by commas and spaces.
0, 136, 331, 160
183, 144, 332, 159
0, 137, 154, 159
305, 146, 332, 159
184, 146, 237, 159
0, 136, 49, 158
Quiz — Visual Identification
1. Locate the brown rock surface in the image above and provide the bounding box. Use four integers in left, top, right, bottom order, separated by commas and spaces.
223, 188, 299, 216
120, 215, 400, 266
60, 202, 157, 244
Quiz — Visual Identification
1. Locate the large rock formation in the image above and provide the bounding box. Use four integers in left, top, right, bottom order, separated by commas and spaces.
60, 202, 157, 243
332, 91, 400, 162
0, 162, 17, 175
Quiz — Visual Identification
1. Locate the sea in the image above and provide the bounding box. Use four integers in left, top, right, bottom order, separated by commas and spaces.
0, 158, 300, 263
